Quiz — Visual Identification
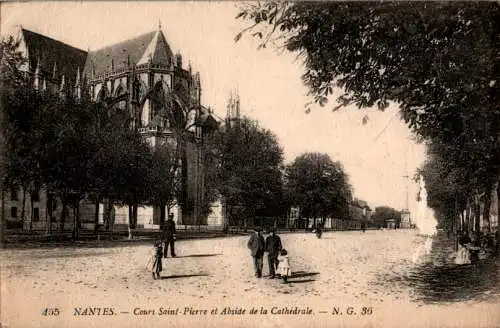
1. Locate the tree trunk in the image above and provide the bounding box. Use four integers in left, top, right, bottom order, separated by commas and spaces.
483, 181, 493, 233
46, 193, 53, 234
465, 197, 471, 233
75, 200, 80, 240
93, 194, 100, 233
0, 188, 5, 245
128, 205, 134, 240
60, 200, 67, 232
72, 200, 81, 241
21, 188, 26, 229
496, 181, 500, 252
29, 189, 34, 232
474, 193, 481, 233
104, 198, 112, 231
107, 199, 115, 240
133, 204, 138, 228
159, 203, 166, 229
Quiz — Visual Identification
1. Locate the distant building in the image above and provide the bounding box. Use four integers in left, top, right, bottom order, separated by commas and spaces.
400, 210, 412, 228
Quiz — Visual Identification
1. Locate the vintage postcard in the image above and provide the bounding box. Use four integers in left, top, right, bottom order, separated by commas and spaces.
1, 2, 499, 328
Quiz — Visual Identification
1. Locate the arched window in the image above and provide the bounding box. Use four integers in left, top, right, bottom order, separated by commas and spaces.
113, 84, 127, 111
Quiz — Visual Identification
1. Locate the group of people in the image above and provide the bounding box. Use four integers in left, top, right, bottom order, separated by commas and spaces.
454, 229, 498, 265
151, 213, 177, 279
247, 228, 291, 283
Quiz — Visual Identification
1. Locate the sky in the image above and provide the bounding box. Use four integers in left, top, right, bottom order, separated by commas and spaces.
1, 2, 427, 215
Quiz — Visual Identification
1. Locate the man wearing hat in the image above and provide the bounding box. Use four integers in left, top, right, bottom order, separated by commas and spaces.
265, 229, 282, 279
163, 213, 177, 258
247, 227, 265, 278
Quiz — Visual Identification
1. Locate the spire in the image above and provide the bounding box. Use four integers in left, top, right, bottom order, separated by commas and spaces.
111, 58, 114, 71
227, 88, 241, 122
34, 57, 41, 90
59, 74, 65, 91
158, 20, 162, 31
75, 67, 81, 87
75, 67, 81, 101
52, 62, 57, 79
59, 74, 66, 99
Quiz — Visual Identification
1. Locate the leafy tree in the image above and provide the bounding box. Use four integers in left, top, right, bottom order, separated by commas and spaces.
0, 36, 27, 242
285, 152, 352, 229
236, 2, 500, 236
146, 142, 181, 228
200, 129, 223, 222
216, 117, 284, 230
371, 206, 402, 228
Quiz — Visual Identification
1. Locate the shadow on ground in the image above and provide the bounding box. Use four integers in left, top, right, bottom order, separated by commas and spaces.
287, 279, 316, 284
371, 232, 500, 304
173, 254, 222, 258
160, 273, 209, 279
291, 271, 319, 279
27, 251, 111, 259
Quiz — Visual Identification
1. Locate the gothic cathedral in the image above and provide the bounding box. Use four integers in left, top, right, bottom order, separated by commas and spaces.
11, 25, 219, 229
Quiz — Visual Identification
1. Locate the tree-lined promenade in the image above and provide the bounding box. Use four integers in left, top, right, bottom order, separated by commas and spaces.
1, 230, 499, 328
236, 1, 500, 245
1, 35, 367, 245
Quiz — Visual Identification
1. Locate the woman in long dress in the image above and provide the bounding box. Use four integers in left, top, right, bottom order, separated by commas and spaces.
454, 231, 471, 265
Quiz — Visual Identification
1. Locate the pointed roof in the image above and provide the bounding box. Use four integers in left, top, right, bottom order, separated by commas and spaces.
20, 28, 87, 82
136, 30, 173, 66
83, 30, 173, 77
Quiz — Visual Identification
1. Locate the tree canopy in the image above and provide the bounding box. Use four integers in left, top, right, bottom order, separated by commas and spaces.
236, 2, 500, 234
285, 152, 352, 220
214, 117, 285, 225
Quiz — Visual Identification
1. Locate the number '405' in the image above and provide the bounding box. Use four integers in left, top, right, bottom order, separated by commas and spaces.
42, 308, 60, 316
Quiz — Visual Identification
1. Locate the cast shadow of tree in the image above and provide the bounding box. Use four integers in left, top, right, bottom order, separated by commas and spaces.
160, 273, 209, 279
373, 259, 500, 304
173, 254, 222, 258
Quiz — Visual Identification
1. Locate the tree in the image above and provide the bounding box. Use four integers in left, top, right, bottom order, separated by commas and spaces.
236, 2, 500, 237
371, 206, 402, 228
147, 142, 181, 228
285, 152, 352, 229
0, 36, 25, 243
216, 117, 284, 230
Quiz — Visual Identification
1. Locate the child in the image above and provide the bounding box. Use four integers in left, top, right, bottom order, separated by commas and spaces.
277, 249, 291, 283
152, 240, 163, 279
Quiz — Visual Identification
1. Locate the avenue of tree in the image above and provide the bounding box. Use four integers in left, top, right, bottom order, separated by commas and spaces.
236, 1, 500, 239
1, 34, 370, 242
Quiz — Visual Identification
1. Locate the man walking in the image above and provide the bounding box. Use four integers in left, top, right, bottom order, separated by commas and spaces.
163, 213, 177, 258
247, 227, 265, 278
265, 229, 282, 279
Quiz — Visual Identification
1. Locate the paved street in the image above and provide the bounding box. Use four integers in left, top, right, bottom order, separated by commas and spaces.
1, 230, 499, 328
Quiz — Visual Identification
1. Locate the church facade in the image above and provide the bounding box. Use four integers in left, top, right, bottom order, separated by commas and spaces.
5, 26, 222, 230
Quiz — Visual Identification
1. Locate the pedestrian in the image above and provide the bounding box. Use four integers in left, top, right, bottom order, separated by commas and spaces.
247, 227, 265, 278
152, 240, 163, 279
163, 213, 177, 258
265, 229, 282, 279
277, 249, 291, 284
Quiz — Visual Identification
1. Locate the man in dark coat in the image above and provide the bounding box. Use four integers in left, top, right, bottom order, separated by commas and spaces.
247, 228, 265, 278
265, 229, 282, 278
163, 213, 177, 258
